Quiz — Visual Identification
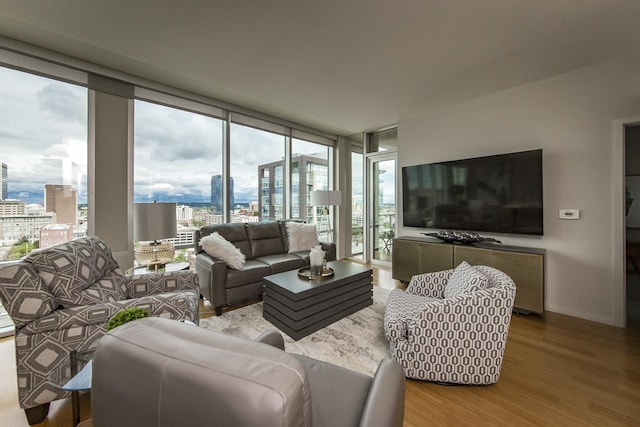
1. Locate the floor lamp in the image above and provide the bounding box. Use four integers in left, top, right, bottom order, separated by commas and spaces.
310, 190, 341, 242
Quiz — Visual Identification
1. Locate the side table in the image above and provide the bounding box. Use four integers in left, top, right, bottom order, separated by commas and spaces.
125, 261, 190, 276
49, 350, 94, 427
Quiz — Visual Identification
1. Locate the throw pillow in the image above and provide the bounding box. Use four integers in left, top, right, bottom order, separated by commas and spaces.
444, 261, 489, 298
200, 232, 246, 270
286, 222, 319, 253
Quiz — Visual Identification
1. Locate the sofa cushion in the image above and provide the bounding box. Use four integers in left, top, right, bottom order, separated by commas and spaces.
286, 222, 319, 253
25, 236, 122, 308
92, 318, 312, 427
200, 223, 252, 259
200, 232, 246, 270
225, 260, 271, 288
444, 261, 489, 299
247, 222, 286, 258
255, 254, 306, 274
0, 263, 57, 329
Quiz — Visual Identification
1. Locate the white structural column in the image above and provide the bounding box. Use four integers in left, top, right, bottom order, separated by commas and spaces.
88, 75, 134, 269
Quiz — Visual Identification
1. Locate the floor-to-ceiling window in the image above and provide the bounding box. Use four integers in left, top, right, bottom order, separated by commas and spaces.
230, 123, 286, 222
0, 66, 88, 257
0, 65, 88, 336
349, 134, 365, 259
370, 156, 396, 263
291, 138, 331, 236
0, 49, 338, 265
133, 99, 223, 259
367, 128, 397, 265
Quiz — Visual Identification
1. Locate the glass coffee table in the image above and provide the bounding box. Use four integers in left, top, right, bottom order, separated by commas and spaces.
49, 350, 94, 427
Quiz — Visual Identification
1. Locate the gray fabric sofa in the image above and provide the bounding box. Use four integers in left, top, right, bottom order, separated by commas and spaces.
91, 317, 405, 427
194, 221, 336, 315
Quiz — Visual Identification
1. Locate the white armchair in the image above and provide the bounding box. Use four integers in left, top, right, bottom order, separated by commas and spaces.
384, 262, 516, 385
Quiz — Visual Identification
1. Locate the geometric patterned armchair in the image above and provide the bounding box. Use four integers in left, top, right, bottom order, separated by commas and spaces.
384, 262, 516, 385
0, 236, 199, 425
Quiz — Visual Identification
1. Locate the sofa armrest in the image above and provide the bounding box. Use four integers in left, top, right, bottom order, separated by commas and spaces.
195, 252, 228, 311
21, 293, 200, 335
384, 289, 436, 343
320, 242, 337, 261
124, 270, 198, 299
405, 268, 453, 298
359, 359, 405, 427
255, 330, 285, 350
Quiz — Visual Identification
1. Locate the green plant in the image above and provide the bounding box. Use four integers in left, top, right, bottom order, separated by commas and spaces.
106, 307, 150, 331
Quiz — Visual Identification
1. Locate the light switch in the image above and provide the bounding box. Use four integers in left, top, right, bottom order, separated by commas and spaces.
559, 209, 580, 220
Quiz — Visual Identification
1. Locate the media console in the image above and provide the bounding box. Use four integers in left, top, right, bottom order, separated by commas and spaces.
392, 236, 545, 314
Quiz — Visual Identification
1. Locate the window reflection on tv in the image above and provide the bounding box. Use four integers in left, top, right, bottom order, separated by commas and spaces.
402, 149, 543, 235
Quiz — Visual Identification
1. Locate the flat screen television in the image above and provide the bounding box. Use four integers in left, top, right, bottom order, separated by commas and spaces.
402, 149, 543, 235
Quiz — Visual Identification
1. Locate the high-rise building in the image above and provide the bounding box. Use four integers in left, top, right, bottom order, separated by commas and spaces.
0, 214, 54, 246
1, 162, 7, 200
210, 175, 234, 214
176, 205, 193, 225
258, 154, 328, 222
0, 200, 25, 216
44, 184, 77, 225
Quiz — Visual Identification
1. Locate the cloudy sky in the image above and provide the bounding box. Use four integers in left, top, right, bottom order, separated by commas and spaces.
0, 65, 390, 208
0, 66, 330, 205
0, 66, 87, 203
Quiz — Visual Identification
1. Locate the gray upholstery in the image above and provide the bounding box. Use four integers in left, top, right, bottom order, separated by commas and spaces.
384, 264, 516, 385
92, 317, 405, 427
0, 237, 199, 424
195, 221, 336, 315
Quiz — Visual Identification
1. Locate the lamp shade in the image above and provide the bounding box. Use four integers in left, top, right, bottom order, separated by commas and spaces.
133, 202, 177, 242
310, 190, 342, 206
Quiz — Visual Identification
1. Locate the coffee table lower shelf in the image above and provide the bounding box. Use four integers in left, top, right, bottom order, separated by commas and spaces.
262, 261, 373, 340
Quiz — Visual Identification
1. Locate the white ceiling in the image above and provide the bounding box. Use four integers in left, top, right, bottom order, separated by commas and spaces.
1, 0, 640, 136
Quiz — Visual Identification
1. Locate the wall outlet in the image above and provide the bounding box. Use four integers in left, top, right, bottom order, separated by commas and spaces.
559, 209, 580, 220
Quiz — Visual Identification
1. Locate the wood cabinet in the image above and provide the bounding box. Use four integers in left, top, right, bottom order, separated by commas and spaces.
392, 239, 452, 283
393, 236, 545, 314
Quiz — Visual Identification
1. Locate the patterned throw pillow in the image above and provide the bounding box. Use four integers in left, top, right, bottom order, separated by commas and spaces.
0, 263, 57, 329
444, 261, 489, 298
286, 222, 319, 253
200, 232, 246, 270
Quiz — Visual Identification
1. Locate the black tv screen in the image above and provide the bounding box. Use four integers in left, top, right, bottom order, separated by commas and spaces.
402, 149, 543, 235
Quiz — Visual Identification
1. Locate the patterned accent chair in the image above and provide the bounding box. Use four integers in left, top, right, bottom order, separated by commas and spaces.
384, 262, 516, 385
0, 236, 199, 424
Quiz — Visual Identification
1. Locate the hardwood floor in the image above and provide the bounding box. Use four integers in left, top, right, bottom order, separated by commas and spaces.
1, 264, 639, 426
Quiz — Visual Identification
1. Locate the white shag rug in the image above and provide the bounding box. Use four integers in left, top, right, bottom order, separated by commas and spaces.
199, 286, 392, 376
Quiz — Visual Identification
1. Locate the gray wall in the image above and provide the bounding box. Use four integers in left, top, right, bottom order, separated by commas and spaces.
397, 54, 640, 326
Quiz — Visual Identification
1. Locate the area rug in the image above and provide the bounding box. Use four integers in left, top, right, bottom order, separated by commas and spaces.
199, 286, 392, 376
